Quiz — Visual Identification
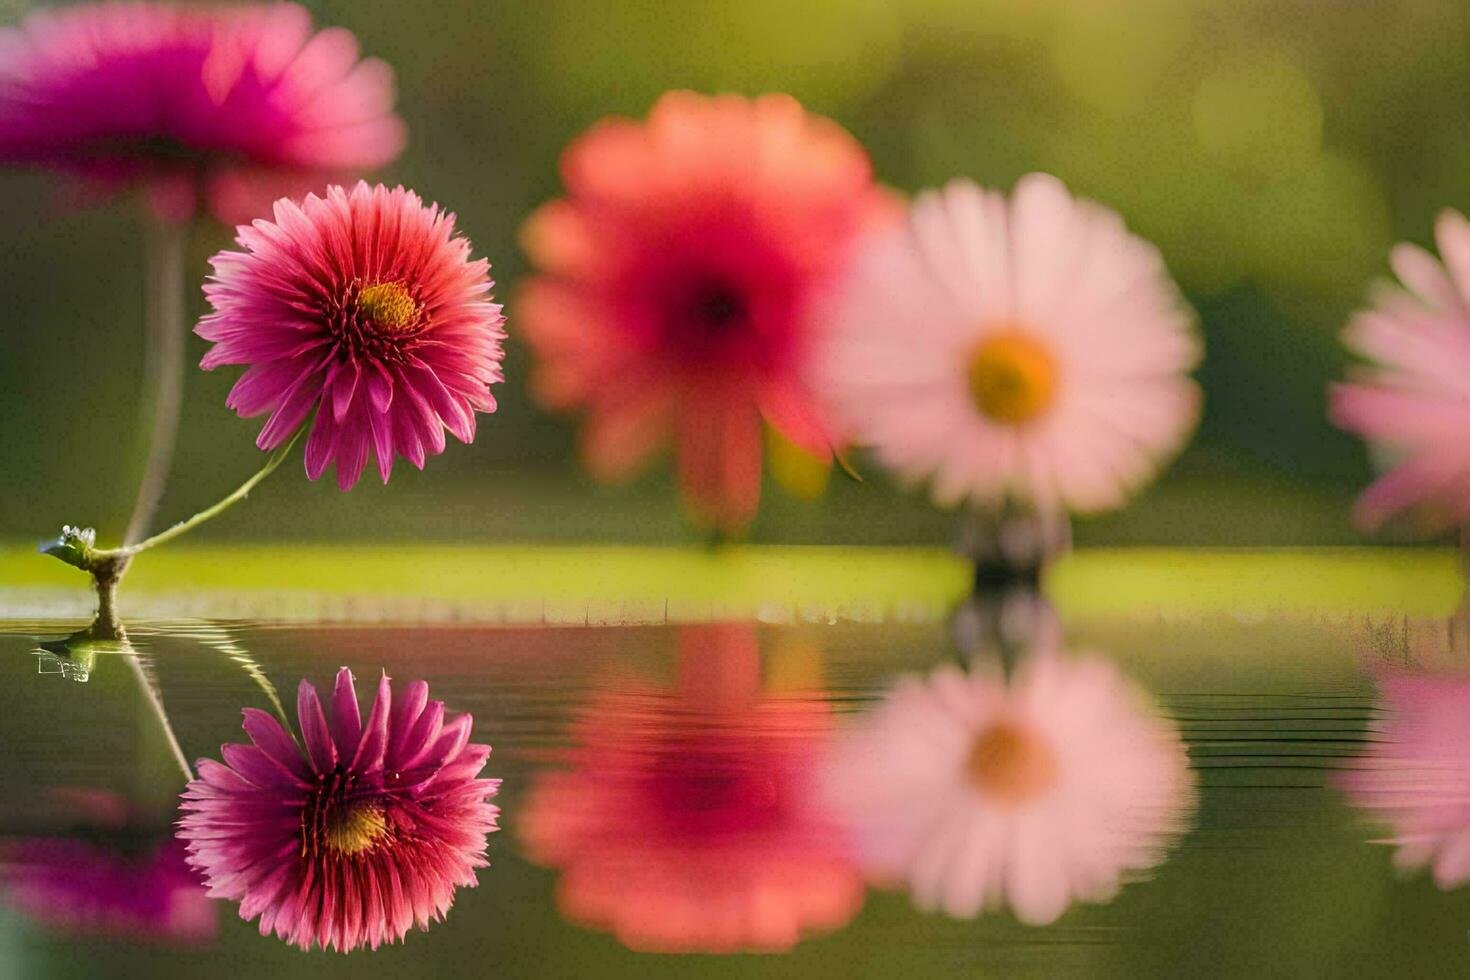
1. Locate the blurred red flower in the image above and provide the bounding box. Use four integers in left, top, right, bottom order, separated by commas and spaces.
518, 91, 895, 534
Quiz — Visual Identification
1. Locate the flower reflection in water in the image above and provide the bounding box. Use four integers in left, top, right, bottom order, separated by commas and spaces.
520, 625, 863, 952
1, 789, 214, 943
826, 645, 1195, 925
179, 668, 500, 952
1340, 670, 1470, 890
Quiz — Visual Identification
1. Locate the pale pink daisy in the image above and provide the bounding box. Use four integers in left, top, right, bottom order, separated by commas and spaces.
824, 650, 1195, 925
1338, 671, 1470, 889
196, 182, 505, 490
0, 2, 404, 223
1330, 210, 1470, 531
178, 668, 501, 952
821, 174, 1201, 515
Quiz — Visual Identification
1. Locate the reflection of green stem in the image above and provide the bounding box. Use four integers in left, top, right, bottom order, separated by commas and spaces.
123, 216, 189, 547
124, 646, 194, 783
185, 622, 290, 728
102, 429, 302, 561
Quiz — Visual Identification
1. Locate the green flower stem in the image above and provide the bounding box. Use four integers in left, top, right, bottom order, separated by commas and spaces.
101, 429, 302, 561
44, 430, 302, 639
123, 215, 190, 547
125, 647, 195, 783
184, 621, 291, 729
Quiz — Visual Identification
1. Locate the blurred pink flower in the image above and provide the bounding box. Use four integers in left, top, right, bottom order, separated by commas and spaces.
519, 625, 863, 952
0, 2, 404, 223
821, 175, 1201, 515
1330, 211, 1470, 532
518, 91, 896, 534
196, 182, 505, 490
825, 650, 1195, 925
1339, 671, 1470, 889
1, 790, 214, 944
178, 668, 500, 952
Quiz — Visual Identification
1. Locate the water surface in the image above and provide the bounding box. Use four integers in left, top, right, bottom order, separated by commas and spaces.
0, 610, 1465, 977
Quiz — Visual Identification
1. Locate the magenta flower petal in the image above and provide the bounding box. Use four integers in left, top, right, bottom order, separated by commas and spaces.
179, 668, 499, 952
352, 674, 393, 772
332, 669, 364, 758
296, 677, 337, 773
197, 183, 505, 487
240, 708, 310, 783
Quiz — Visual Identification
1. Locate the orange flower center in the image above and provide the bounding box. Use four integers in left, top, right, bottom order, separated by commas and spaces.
323, 801, 390, 855
966, 331, 1057, 425
358, 281, 419, 334
966, 720, 1058, 805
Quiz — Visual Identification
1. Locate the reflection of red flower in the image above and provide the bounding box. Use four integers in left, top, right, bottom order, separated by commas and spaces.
520, 625, 862, 952
0, 789, 215, 944
518, 92, 895, 533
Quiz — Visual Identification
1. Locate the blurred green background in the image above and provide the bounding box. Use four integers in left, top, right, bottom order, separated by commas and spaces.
3, 0, 1467, 547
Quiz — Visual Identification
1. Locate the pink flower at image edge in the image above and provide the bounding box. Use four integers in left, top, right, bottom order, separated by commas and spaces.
1331, 209, 1470, 533
1338, 670, 1470, 890
0, 2, 404, 223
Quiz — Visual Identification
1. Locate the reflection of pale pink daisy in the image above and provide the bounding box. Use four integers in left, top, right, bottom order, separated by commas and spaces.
196, 182, 505, 490
179, 668, 500, 952
821, 174, 1201, 515
0, 2, 404, 223
1339, 672, 1470, 889
1330, 211, 1470, 532
825, 650, 1195, 925
520, 626, 862, 952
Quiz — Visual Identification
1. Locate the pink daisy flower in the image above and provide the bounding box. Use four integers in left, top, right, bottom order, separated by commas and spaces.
824, 650, 1195, 925
1, 790, 214, 944
519, 625, 863, 952
178, 668, 500, 952
1339, 671, 1470, 889
1330, 210, 1470, 532
821, 174, 1201, 515
518, 91, 896, 534
0, 2, 404, 223
196, 182, 505, 490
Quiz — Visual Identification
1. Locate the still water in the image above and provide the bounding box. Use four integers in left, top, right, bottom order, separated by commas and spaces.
0, 608, 1466, 977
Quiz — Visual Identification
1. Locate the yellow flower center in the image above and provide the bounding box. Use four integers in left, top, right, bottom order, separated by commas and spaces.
966, 720, 1058, 805
358, 281, 418, 334
323, 801, 390, 855
966, 331, 1057, 425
